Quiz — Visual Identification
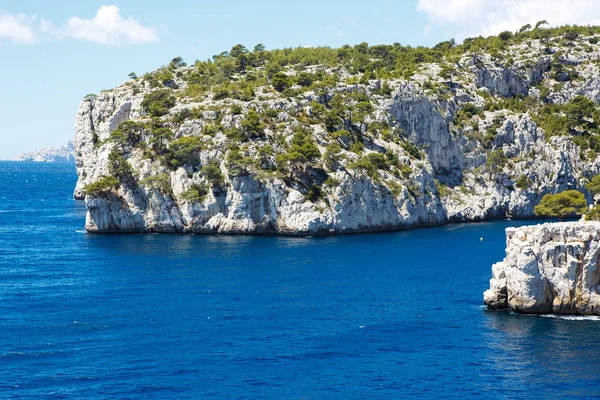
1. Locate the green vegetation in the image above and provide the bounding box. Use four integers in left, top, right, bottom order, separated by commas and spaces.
586, 205, 600, 221
110, 120, 145, 149
179, 183, 209, 203
534, 190, 588, 220
227, 147, 255, 177
163, 136, 203, 169
240, 109, 264, 138
276, 129, 321, 178
586, 175, 600, 195
400, 164, 413, 178
434, 180, 450, 197
486, 150, 506, 176
84, 175, 120, 195
306, 185, 324, 202
179, 25, 600, 90
140, 173, 172, 194
108, 149, 134, 182
515, 175, 532, 190
201, 162, 225, 188
401, 142, 422, 160
149, 127, 174, 154
324, 143, 344, 171
271, 72, 293, 92
532, 96, 600, 142
142, 89, 176, 117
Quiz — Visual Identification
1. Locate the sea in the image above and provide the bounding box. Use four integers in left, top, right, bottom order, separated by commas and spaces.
1, 161, 599, 399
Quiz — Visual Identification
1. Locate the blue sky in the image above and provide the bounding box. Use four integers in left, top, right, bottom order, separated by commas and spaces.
1, 0, 598, 159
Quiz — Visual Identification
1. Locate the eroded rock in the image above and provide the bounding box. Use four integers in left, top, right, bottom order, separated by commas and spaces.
484, 220, 600, 315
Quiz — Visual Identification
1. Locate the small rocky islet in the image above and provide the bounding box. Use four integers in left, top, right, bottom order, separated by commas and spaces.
485, 220, 600, 315
72, 26, 600, 314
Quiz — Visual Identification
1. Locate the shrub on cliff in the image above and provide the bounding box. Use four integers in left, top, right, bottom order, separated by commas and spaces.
271, 72, 292, 92
139, 173, 172, 195
84, 175, 120, 196
586, 205, 600, 221
164, 136, 203, 169
179, 183, 209, 203
486, 150, 506, 177
324, 143, 344, 171
240, 109, 264, 138
108, 149, 135, 183
306, 185, 324, 202
227, 147, 255, 177
348, 152, 389, 179
276, 129, 321, 178
516, 175, 532, 190
201, 162, 225, 188
142, 89, 176, 117
401, 142, 422, 160
586, 175, 600, 195
149, 127, 174, 154
111, 120, 145, 150
534, 190, 588, 220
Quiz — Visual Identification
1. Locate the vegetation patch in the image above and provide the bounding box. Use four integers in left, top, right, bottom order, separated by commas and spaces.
142, 89, 176, 117
84, 175, 120, 196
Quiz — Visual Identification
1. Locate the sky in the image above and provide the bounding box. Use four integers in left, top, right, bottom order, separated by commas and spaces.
1, 0, 600, 159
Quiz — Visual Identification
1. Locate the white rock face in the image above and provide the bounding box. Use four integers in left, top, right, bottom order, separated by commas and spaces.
14, 141, 75, 163
484, 221, 600, 315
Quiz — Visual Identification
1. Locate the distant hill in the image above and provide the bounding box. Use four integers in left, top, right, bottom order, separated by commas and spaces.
14, 141, 75, 163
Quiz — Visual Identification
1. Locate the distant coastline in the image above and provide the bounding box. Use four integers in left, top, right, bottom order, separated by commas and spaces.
13, 141, 75, 163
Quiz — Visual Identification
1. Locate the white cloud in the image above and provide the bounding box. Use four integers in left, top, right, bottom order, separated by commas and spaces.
0, 5, 158, 45
417, 0, 600, 40
341, 17, 358, 26
0, 11, 36, 44
324, 25, 344, 37
46, 5, 158, 45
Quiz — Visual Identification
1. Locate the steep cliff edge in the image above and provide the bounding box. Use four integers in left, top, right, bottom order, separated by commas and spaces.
75, 27, 600, 234
484, 221, 600, 315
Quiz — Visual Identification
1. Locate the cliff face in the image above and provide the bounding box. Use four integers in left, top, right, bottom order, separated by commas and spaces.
15, 141, 75, 163
74, 31, 600, 234
484, 221, 600, 315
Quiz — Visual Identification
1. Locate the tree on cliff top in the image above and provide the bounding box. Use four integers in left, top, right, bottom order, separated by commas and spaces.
534, 190, 588, 221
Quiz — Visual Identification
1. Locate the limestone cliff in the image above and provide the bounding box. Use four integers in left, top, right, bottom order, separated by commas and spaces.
74, 28, 600, 234
484, 220, 600, 315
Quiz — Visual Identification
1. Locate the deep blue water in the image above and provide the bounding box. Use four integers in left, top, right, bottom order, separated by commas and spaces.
1, 161, 600, 399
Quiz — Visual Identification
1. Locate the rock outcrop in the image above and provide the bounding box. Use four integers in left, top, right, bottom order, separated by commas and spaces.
74, 30, 600, 234
484, 220, 600, 315
14, 141, 75, 163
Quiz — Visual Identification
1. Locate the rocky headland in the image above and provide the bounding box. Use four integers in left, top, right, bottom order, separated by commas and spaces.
15, 141, 75, 163
74, 26, 600, 234
484, 220, 600, 315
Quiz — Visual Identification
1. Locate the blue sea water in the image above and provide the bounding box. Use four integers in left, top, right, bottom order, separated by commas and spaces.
1, 161, 600, 399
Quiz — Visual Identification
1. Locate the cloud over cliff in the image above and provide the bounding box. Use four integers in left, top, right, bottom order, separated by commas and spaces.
417, 0, 600, 39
